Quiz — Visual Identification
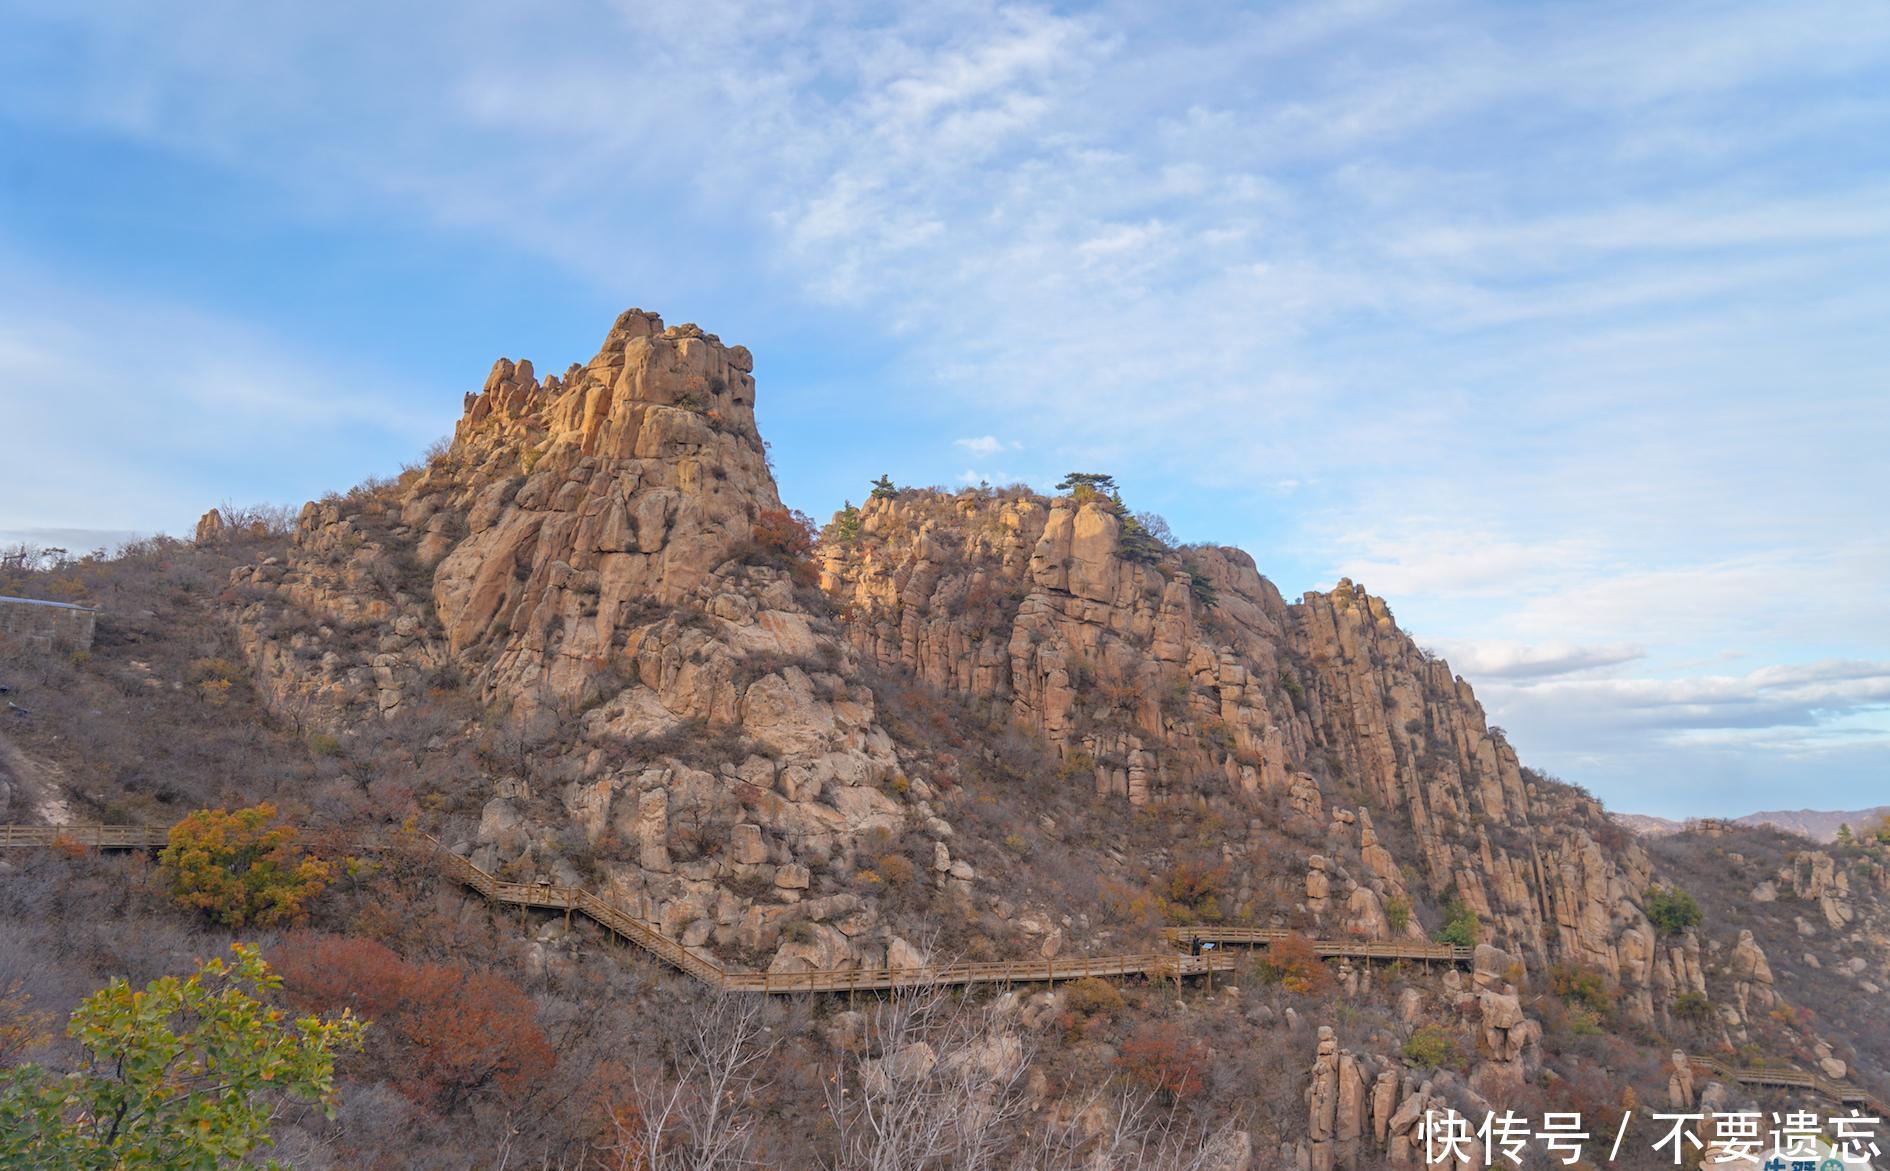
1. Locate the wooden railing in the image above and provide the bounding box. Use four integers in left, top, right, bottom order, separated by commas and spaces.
5, 823, 1882, 1115
1685, 1054, 1887, 1117
4, 823, 1460, 993
429, 838, 1232, 993
1164, 926, 1474, 964
0, 824, 171, 849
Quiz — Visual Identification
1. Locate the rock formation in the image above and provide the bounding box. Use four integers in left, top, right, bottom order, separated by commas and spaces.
1729, 929, 1776, 1019
1783, 851, 1855, 929
820, 489, 1666, 1003
228, 310, 941, 972
1306, 1027, 1494, 1171
194, 508, 226, 546
209, 307, 1890, 1084
1667, 1049, 1696, 1108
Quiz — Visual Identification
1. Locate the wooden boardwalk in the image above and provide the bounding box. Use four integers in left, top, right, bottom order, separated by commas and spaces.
0, 822, 1452, 990
1685, 1053, 1886, 1116
3, 821, 1884, 1116
429, 842, 1234, 992
0, 824, 170, 849
1164, 925, 1473, 965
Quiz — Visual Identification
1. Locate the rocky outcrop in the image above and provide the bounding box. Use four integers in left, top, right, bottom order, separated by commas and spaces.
226, 310, 945, 972
208, 305, 1875, 1054
1668, 1049, 1696, 1108
1307, 1027, 1480, 1170
820, 489, 1662, 1001
1782, 851, 1855, 929
194, 508, 226, 546
1729, 929, 1776, 1019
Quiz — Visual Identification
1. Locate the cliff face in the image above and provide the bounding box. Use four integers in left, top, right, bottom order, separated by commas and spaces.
820, 490, 1679, 1017
228, 311, 941, 974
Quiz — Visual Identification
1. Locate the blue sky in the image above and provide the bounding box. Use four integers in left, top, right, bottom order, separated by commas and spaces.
2, 0, 1886, 817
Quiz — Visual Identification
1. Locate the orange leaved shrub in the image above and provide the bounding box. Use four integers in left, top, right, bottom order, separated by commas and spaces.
272, 932, 554, 1110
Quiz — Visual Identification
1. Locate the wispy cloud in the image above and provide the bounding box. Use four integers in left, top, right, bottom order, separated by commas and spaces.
1431, 640, 1644, 681
1482, 661, 1890, 748
953, 435, 1016, 457
0, 252, 445, 533
1, 0, 1886, 812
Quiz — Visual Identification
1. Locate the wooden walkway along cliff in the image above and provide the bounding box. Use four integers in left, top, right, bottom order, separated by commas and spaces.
2, 823, 1884, 1116
430, 839, 1235, 992
1163, 925, 1474, 966
1685, 1053, 1886, 1114
0, 824, 170, 849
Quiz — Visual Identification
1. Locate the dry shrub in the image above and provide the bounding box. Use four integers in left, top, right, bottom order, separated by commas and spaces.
273, 932, 555, 1111
1258, 933, 1331, 995
876, 852, 917, 887
750, 508, 816, 562
1055, 976, 1125, 1040
1115, 1021, 1207, 1101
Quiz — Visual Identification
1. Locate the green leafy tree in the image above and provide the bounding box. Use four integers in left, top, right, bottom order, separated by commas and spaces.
1836, 823, 1854, 846
868, 474, 897, 500
1384, 895, 1412, 934
1435, 898, 1480, 947
1401, 1024, 1462, 1071
1671, 991, 1714, 1026
0, 944, 364, 1170
1117, 507, 1166, 564
1184, 567, 1217, 607
1643, 885, 1703, 935
158, 804, 332, 929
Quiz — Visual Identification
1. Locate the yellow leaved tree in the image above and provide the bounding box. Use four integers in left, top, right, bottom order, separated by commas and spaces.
158, 803, 332, 928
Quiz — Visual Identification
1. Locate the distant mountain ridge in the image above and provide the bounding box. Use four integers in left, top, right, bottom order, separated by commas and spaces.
1615, 805, 1890, 843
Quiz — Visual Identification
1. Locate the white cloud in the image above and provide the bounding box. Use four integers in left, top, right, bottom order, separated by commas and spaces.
1480, 660, 1890, 757
1431, 639, 1644, 681
953, 435, 1011, 457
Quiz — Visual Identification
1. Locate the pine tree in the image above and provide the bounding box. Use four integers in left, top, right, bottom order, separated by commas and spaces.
1056, 472, 1117, 499
832, 502, 862, 542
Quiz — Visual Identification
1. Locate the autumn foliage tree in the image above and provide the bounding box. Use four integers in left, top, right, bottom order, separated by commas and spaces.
158, 804, 332, 928
1159, 856, 1228, 924
1114, 1022, 1206, 1102
271, 932, 554, 1110
750, 507, 816, 562
1258, 933, 1331, 995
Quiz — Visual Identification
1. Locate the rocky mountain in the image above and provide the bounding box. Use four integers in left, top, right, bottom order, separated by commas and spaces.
1616, 806, 1890, 843
4, 305, 1886, 1169
206, 307, 1888, 1121
1613, 812, 1689, 837
819, 489, 1688, 1016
